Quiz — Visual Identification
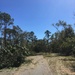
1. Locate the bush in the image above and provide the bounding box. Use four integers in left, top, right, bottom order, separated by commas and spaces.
59, 37, 75, 56
0, 44, 30, 69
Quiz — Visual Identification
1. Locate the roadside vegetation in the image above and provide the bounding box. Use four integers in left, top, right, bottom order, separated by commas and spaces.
0, 11, 75, 74
44, 53, 75, 75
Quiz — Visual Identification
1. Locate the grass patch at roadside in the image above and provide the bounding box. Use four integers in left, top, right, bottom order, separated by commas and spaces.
44, 53, 75, 75
43, 53, 59, 57
62, 56, 75, 73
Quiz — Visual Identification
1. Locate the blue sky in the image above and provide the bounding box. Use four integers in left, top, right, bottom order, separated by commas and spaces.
0, 0, 75, 39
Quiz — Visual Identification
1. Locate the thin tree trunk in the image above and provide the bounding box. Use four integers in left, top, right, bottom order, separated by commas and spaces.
4, 24, 7, 47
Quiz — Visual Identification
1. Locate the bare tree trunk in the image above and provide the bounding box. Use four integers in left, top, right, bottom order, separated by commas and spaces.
4, 24, 7, 47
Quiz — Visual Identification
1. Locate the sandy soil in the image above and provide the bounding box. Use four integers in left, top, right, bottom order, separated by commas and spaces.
45, 54, 75, 75
0, 54, 75, 75
13, 55, 52, 75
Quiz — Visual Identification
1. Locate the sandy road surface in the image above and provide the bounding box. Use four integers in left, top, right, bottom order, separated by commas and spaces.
13, 55, 52, 75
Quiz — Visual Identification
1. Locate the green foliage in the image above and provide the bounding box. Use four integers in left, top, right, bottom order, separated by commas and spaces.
0, 12, 14, 47
1, 12, 75, 69
33, 39, 48, 53
50, 21, 75, 56
0, 44, 30, 69
60, 38, 72, 55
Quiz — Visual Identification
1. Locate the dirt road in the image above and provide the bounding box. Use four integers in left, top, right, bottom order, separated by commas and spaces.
13, 55, 52, 75
1, 54, 75, 75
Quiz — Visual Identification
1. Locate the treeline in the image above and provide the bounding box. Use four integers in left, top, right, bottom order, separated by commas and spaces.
50, 21, 75, 56
0, 12, 75, 69
0, 12, 37, 68
33, 21, 75, 56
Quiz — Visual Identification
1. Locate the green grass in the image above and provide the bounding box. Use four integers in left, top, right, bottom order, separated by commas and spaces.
43, 53, 60, 57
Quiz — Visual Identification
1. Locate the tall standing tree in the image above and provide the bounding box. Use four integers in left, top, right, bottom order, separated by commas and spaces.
44, 30, 51, 43
0, 12, 14, 47
44, 30, 51, 52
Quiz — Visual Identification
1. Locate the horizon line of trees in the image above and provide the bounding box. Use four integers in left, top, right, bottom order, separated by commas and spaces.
0, 11, 75, 69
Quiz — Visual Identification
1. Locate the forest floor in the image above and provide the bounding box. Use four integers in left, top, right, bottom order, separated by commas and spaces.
0, 53, 75, 75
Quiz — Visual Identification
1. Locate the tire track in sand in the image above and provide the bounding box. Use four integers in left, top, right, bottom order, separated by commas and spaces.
13, 55, 52, 75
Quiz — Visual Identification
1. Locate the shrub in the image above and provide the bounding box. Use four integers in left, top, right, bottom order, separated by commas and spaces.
0, 44, 30, 69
